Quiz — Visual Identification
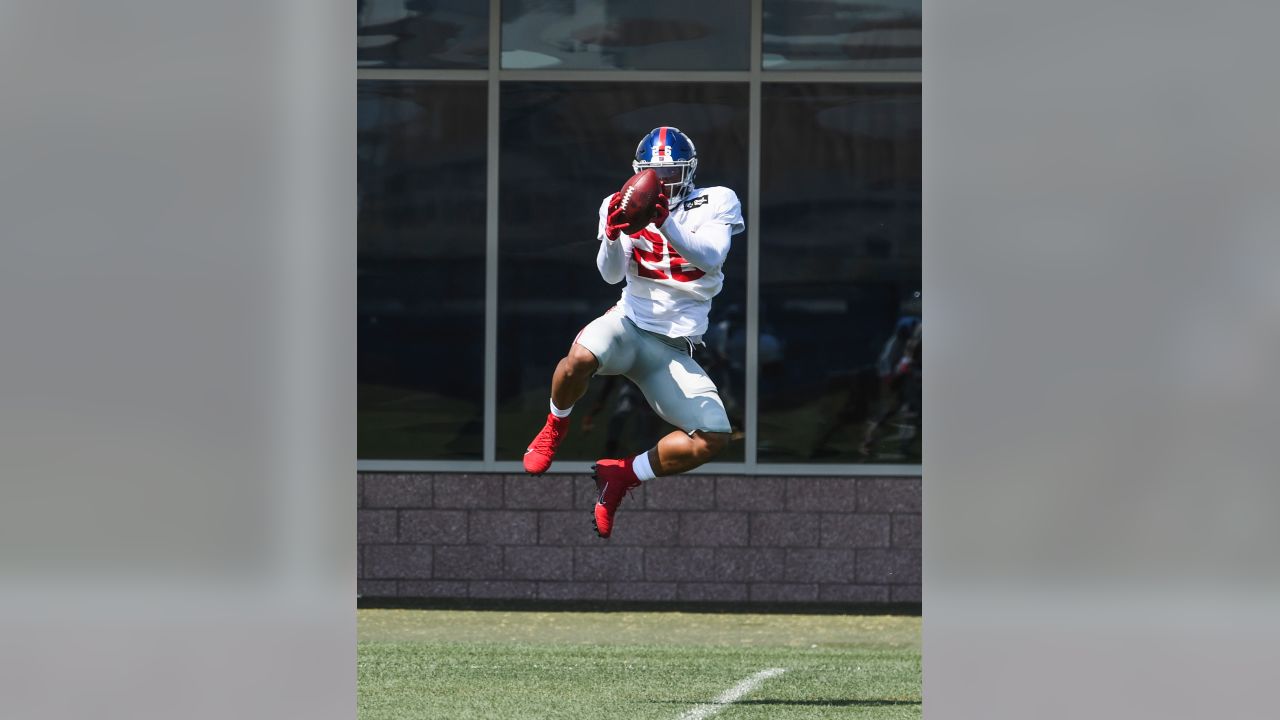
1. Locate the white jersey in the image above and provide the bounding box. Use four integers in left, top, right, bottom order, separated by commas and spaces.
595, 185, 744, 339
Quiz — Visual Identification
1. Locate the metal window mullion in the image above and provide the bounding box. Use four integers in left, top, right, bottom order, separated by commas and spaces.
744, 0, 763, 470
357, 69, 488, 81
760, 71, 921, 84
482, 0, 501, 466
355, 69, 921, 85
497, 70, 749, 82
356, 459, 920, 477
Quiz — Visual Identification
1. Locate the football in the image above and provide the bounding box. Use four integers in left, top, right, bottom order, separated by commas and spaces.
617, 168, 661, 234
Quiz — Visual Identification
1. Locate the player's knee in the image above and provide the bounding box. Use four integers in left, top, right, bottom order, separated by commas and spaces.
692, 431, 730, 462
561, 344, 599, 378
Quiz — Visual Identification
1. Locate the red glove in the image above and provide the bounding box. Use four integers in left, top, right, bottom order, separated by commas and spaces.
650, 193, 670, 228
604, 192, 629, 240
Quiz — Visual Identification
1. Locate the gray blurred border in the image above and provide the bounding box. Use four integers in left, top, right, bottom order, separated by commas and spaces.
927, 0, 1280, 717
0, 2, 354, 718
5, 1, 1280, 717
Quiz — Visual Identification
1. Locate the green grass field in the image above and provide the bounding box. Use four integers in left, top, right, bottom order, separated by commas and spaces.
359, 609, 921, 719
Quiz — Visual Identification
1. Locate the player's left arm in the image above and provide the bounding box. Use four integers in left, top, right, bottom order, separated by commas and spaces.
652, 189, 744, 273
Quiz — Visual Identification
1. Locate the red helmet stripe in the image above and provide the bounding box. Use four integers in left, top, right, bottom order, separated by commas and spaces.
657, 127, 668, 156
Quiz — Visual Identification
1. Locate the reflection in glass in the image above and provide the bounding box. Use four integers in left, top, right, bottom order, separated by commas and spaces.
497, 82, 749, 461
762, 0, 921, 71
759, 84, 920, 463
358, 0, 489, 68
358, 82, 487, 458
501, 0, 749, 70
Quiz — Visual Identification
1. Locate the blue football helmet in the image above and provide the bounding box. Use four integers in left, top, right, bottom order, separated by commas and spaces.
633, 127, 698, 201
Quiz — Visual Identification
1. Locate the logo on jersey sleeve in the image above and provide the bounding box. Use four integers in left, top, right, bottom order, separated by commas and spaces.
682, 195, 710, 212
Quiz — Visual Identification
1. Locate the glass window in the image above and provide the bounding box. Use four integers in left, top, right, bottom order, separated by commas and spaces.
358, 0, 489, 68
358, 81, 487, 459
497, 82, 749, 462
762, 0, 921, 71
759, 83, 920, 463
501, 0, 749, 70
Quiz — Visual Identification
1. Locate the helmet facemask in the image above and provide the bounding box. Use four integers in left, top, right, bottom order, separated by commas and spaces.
632, 157, 697, 202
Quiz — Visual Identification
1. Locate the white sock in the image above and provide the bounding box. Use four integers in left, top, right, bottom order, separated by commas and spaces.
632, 451, 656, 481
549, 399, 573, 418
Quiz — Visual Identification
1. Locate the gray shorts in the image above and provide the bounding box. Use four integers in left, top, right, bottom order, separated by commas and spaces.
573, 309, 732, 435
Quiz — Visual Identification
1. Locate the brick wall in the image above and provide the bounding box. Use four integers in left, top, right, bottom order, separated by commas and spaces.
358, 472, 920, 605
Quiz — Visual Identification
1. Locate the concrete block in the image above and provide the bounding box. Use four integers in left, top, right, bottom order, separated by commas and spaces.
678, 512, 749, 547
710, 547, 786, 582
858, 477, 921, 512
677, 583, 747, 602
749, 583, 819, 603
503, 546, 574, 581
750, 512, 819, 547
537, 582, 609, 601
574, 546, 645, 582
365, 545, 432, 579
573, 476, 600, 510
783, 548, 857, 583
432, 546, 502, 579
608, 582, 677, 601
538, 511, 592, 546
820, 514, 890, 548
399, 510, 467, 544
606, 511, 680, 546
785, 478, 859, 512
357, 580, 396, 597
358, 510, 397, 544
891, 584, 922, 602
504, 474, 574, 509
469, 581, 537, 599
364, 474, 431, 508
856, 548, 921, 584
397, 580, 468, 598
643, 475, 715, 510
433, 474, 504, 509
715, 476, 786, 511
817, 584, 890, 602
644, 547, 715, 581
468, 511, 538, 545
892, 514, 921, 549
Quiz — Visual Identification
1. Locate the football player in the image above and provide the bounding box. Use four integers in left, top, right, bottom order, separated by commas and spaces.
523, 126, 744, 538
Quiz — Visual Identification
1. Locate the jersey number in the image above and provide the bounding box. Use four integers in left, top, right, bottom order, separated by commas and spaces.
631, 229, 705, 282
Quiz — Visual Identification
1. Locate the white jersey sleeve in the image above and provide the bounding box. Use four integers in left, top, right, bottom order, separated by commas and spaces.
596, 193, 630, 284
595, 193, 614, 240
657, 186, 743, 272
710, 187, 745, 236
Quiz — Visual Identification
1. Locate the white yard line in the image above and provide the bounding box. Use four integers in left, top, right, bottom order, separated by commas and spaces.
675, 667, 787, 720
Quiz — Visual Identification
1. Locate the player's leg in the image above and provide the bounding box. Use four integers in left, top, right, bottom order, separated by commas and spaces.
524, 310, 636, 475
592, 331, 731, 537
644, 429, 731, 475
550, 343, 599, 411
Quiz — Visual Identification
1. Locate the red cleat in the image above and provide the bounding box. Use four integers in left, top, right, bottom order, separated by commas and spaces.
592, 458, 641, 539
523, 413, 570, 475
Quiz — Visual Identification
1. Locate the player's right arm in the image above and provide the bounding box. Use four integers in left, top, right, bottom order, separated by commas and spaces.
596, 192, 630, 284
651, 188, 740, 273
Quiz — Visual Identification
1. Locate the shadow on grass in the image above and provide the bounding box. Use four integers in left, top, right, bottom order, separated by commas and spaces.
738, 699, 920, 707
648, 699, 920, 707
